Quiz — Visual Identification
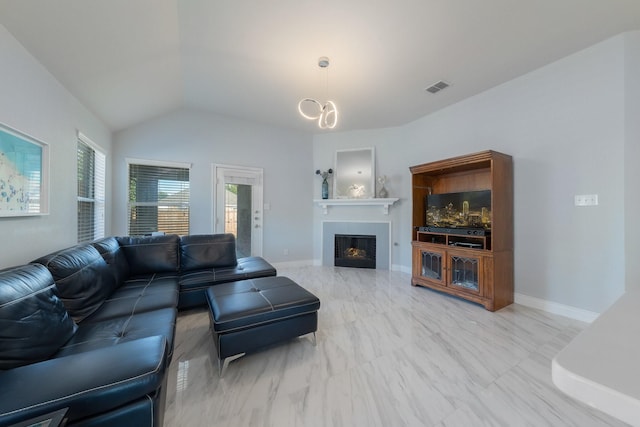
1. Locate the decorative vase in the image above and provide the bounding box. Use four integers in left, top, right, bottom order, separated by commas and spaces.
378, 185, 388, 198
321, 178, 329, 199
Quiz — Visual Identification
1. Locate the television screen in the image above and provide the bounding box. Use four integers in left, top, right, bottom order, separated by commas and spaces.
426, 190, 491, 229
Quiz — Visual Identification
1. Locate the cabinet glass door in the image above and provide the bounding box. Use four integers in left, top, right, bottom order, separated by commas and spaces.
449, 255, 481, 293
420, 249, 444, 283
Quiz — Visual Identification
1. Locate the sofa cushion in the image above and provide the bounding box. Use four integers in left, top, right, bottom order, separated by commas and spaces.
180, 234, 237, 272
0, 264, 76, 369
91, 237, 130, 286
83, 274, 179, 323
117, 234, 180, 276
55, 308, 176, 360
179, 256, 277, 292
33, 244, 117, 322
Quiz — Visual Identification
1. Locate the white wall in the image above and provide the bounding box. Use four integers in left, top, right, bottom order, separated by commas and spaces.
0, 25, 111, 269
112, 109, 314, 263
314, 33, 633, 313
625, 31, 640, 291
312, 127, 408, 270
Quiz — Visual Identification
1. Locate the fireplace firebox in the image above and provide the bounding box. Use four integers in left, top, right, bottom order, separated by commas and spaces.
334, 234, 376, 269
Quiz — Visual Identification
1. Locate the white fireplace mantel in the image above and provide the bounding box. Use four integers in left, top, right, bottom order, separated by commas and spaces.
313, 198, 399, 215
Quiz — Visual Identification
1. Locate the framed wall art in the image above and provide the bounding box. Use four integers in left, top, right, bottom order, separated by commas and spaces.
0, 122, 49, 216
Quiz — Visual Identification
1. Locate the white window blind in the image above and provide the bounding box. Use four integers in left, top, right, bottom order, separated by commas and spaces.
221, 169, 259, 186
77, 134, 106, 243
127, 160, 190, 236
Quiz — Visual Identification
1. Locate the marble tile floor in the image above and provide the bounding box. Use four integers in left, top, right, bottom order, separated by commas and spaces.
163, 266, 627, 427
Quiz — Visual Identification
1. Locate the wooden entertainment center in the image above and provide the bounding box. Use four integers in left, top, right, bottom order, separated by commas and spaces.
410, 150, 513, 311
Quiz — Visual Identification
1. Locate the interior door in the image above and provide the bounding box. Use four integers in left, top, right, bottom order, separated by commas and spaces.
213, 165, 263, 257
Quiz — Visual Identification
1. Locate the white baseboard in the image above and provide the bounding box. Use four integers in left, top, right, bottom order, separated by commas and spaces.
514, 292, 600, 323
392, 264, 412, 274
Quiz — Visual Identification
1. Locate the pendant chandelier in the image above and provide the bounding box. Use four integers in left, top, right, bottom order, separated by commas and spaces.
298, 57, 338, 129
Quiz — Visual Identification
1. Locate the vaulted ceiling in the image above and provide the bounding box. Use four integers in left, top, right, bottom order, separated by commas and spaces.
1, 0, 639, 133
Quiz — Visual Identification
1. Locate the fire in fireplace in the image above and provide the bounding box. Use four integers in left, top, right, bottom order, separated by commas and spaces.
334, 234, 376, 269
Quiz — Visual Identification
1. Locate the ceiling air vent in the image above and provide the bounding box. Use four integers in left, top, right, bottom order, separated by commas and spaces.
425, 80, 450, 94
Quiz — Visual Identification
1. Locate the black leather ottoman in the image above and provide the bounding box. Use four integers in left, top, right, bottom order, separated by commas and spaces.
205, 276, 320, 375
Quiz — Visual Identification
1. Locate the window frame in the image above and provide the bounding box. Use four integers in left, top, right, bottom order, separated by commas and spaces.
77, 131, 106, 243
126, 158, 192, 236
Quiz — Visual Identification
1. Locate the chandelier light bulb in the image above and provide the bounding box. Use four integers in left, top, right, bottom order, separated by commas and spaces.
297, 98, 322, 120
298, 57, 338, 129
319, 100, 338, 129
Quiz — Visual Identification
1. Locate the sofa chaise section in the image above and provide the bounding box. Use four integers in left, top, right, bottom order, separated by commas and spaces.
177, 234, 277, 309
0, 335, 168, 427
0, 262, 171, 427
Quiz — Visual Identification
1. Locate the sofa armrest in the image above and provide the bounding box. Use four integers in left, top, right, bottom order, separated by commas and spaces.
0, 335, 167, 426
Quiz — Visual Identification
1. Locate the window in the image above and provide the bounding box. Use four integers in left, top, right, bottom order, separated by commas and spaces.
77, 133, 106, 243
127, 159, 190, 236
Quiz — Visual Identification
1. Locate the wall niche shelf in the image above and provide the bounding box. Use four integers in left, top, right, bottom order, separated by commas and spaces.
313, 198, 399, 215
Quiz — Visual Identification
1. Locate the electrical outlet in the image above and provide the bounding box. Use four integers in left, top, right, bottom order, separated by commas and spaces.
283, 249, 289, 256
574, 194, 598, 206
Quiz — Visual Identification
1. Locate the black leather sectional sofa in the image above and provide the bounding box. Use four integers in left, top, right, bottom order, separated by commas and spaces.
0, 233, 275, 427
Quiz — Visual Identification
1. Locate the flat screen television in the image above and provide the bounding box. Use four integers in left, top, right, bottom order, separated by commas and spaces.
426, 190, 491, 229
